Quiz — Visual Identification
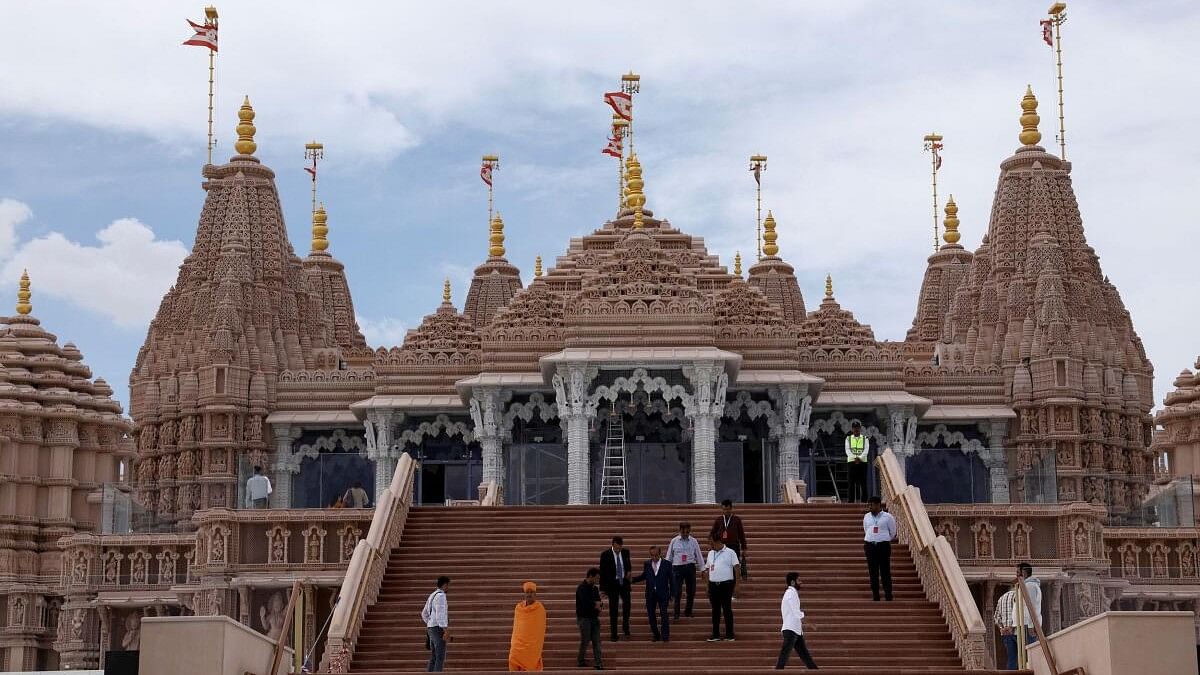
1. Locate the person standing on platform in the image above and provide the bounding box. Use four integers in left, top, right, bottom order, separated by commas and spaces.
420, 576, 450, 672
632, 545, 674, 642
575, 568, 604, 670
863, 496, 896, 601
844, 422, 870, 503
993, 562, 1043, 670
509, 581, 546, 672
245, 466, 272, 508
703, 534, 739, 642
709, 500, 749, 586
776, 572, 818, 670
343, 481, 370, 508
599, 536, 632, 641
666, 521, 703, 619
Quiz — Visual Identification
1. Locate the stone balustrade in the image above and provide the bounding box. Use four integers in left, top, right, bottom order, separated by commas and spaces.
925, 503, 1109, 569
59, 533, 196, 593
1105, 527, 1200, 584
191, 508, 373, 574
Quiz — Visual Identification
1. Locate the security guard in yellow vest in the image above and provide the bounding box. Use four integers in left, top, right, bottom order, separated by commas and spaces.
844, 421, 870, 503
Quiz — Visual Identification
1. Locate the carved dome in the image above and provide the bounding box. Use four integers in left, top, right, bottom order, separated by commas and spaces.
797, 281, 876, 349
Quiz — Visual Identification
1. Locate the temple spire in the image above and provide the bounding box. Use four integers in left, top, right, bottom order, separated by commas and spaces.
234, 96, 257, 156
762, 210, 779, 257
534, 255, 543, 278
442, 278, 452, 305
489, 212, 506, 258
624, 153, 646, 229
824, 273, 833, 299
16, 269, 31, 315
733, 251, 742, 276
942, 195, 961, 246
1019, 85, 1042, 146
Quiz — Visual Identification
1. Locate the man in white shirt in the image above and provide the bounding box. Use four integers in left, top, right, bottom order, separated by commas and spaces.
993, 562, 1042, 670
420, 575, 450, 672
703, 535, 739, 642
844, 421, 870, 502
343, 481, 370, 508
245, 466, 272, 509
666, 521, 703, 619
776, 572, 818, 670
863, 496, 897, 601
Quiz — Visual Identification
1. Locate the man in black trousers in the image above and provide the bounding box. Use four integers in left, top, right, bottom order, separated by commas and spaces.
863, 496, 897, 601
599, 536, 632, 641
575, 567, 604, 670
632, 545, 674, 642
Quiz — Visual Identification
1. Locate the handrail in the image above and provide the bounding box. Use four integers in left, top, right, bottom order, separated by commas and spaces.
877, 448, 987, 669
267, 580, 302, 675
1014, 574, 1062, 674
320, 453, 417, 673
479, 480, 502, 506
782, 479, 807, 504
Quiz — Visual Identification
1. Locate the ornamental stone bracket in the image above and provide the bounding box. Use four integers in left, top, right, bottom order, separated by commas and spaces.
682, 361, 730, 505
887, 405, 919, 476
469, 387, 513, 486
552, 364, 598, 505
767, 384, 813, 486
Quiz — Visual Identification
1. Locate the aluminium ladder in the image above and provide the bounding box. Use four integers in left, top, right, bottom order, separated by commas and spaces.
599, 410, 628, 504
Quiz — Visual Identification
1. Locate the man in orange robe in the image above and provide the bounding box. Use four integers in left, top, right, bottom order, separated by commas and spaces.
509, 581, 547, 672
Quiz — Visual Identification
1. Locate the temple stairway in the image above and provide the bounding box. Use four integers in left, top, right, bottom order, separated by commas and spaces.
346, 503, 1019, 673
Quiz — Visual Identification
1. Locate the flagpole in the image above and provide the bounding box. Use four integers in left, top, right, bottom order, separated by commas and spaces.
304, 141, 324, 215
613, 116, 629, 213
1048, 2, 1068, 160
749, 155, 767, 260
205, 6, 218, 164
482, 154, 500, 224
923, 133, 943, 252
621, 72, 640, 159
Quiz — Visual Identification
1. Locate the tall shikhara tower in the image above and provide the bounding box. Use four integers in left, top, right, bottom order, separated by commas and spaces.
128, 98, 367, 524
939, 87, 1155, 515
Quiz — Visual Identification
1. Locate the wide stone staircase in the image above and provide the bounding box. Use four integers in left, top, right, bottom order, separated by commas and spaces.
343, 502, 1020, 673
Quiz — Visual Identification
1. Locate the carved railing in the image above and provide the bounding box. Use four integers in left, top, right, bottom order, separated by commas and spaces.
191, 508, 374, 574
321, 453, 417, 673
877, 448, 987, 669
782, 479, 807, 504
925, 502, 1109, 571
479, 480, 502, 506
1105, 527, 1200, 585
59, 533, 197, 593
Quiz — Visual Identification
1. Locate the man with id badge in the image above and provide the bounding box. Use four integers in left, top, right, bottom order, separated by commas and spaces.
863, 496, 896, 601
709, 500, 749, 586
703, 535, 740, 642
666, 521, 703, 619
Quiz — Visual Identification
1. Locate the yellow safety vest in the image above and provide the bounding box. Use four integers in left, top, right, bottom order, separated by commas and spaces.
848, 435, 866, 459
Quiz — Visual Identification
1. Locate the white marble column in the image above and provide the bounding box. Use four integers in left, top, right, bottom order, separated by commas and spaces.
553, 364, 597, 505
981, 419, 1012, 503
271, 425, 302, 508
886, 406, 919, 477
366, 409, 399, 496
469, 387, 504, 487
769, 385, 813, 491
684, 361, 729, 504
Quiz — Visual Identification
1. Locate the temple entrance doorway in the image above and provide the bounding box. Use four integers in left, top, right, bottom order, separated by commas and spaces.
719, 412, 773, 504
406, 434, 482, 506
507, 417, 567, 505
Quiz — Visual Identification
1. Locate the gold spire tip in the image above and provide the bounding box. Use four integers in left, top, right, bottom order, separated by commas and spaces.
311, 202, 329, 253
733, 251, 742, 276
942, 195, 961, 245
489, 211, 506, 258
624, 153, 646, 229
442, 278, 452, 304
534, 255, 543, 278
16, 269, 31, 315
235, 96, 257, 156
1019, 85, 1042, 146
762, 210, 779, 257
824, 273, 833, 299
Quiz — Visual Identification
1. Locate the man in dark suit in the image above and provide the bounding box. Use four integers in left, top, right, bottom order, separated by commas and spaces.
632, 545, 674, 642
599, 536, 632, 641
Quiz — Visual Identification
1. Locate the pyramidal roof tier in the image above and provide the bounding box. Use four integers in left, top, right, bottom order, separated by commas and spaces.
747, 211, 807, 325
131, 97, 367, 419
907, 196, 974, 343
942, 87, 1153, 411
463, 212, 523, 328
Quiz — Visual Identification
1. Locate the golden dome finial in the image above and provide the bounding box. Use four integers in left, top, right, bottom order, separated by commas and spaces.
733, 251, 742, 276
624, 153, 646, 229
534, 255, 543, 278
234, 96, 258, 156
762, 210, 779, 257
488, 212, 506, 258
442, 278, 452, 304
824, 273, 834, 299
311, 203, 329, 253
16, 269, 31, 315
1019, 85, 1042, 146
942, 195, 961, 246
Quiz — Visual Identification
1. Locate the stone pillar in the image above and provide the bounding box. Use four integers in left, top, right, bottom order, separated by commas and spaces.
366, 410, 399, 497
553, 364, 597, 506
769, 385, 813, 493
684, 361, 730, 504
887, 405, 919, 476
982, 419, 1012, 504
469, 387, 504, 487
271, 425, 303, 508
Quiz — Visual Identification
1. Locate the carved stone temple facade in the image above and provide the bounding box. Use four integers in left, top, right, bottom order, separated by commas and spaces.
0, 87, 1196, 671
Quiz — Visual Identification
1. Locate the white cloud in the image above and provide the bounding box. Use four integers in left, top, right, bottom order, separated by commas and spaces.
356, 315, 409, 349
0, 200, 188, 327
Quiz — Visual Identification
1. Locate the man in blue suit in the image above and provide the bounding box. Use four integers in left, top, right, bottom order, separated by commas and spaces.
633, 545, 674, 642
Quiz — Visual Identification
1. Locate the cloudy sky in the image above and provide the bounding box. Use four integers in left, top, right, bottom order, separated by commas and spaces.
0, 1, 1196, 412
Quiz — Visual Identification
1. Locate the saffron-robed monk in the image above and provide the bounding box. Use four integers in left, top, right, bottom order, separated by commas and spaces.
509, 581, 547, 672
